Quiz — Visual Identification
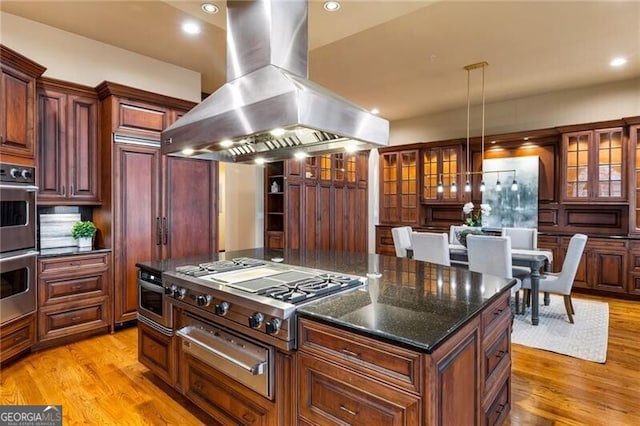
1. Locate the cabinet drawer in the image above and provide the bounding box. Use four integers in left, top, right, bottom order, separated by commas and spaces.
298, 352, 421, 426
483, 376, 510, 426
39, 273, 108, 306
482, 313, 511, 399
138, 321, 176, 386
481, 292, 510, 335
298, 317, 422, 394
117, 100, 167, 137
39, 253, 109, 276
38, 297, 109, 342
0, 313, 35, 364
182, 355, 275, 426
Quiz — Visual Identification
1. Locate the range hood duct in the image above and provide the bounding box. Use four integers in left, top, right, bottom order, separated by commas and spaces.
161, 0, 389, 163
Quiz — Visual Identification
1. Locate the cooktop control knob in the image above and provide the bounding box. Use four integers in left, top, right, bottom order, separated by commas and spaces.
173, 287, 187, 300
164, 286, 172, 295
196, 294, 212, 307
9, 168, 20, 179
248, 312, 264, 329
21, 169, 32, 179
265, 318, 282, 335
214, 301, 230, 316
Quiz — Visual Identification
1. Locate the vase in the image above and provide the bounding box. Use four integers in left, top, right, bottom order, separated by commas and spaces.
77, 237, 92, 250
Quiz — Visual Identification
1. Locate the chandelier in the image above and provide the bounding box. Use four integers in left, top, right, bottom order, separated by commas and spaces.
436, 61, 518, 193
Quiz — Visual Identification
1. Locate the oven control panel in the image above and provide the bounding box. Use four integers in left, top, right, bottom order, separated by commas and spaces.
0, 163, 36, 185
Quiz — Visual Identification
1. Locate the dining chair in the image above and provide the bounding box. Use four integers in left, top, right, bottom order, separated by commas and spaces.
466, 234, 531, 313
521, 233, 588, 323
410, 232, 451, 266
501, 227, 538, 250
391, 226, 413, 258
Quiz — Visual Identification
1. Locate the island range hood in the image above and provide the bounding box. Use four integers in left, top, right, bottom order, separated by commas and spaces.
161, 0, 389, 163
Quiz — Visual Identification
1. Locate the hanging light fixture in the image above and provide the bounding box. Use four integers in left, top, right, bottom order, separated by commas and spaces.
511, 178, 519, 191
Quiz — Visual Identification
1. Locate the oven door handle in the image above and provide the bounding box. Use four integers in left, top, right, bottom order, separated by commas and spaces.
177, 327, 266, 375
0, 184, 39, 192
0, 250, 39, 262
138, 279, 164, 293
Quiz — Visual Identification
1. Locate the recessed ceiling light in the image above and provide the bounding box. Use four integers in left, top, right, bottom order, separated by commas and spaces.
270, 128, 285, 137
201, 3, 219, 14
181, 147, 195, 155
182, 21, 201, 35
294, 152, 307, 160
610, 57, 627, 67
219, 139, 233, 148
254, 158, 266, 165
370, 108, 380, 115
345, 143, 358, 153
324, 1, 341, 12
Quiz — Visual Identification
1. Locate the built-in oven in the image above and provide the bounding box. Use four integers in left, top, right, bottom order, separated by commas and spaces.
0, 163, 37, 254
0, 249, 38, 325
137, 267, 173, 330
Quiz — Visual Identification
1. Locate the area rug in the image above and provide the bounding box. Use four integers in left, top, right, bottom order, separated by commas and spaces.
511, 295, 609, 363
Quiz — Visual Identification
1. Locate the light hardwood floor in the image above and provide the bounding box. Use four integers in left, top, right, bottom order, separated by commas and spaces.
1, 294, 639, 425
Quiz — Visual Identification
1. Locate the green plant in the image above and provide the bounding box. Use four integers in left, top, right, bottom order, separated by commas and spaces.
455, 228, 484, 247
71, 220, 97, 239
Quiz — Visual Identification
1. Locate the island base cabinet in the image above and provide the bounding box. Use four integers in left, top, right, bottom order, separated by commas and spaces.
181, 353, 277, 426
138, 321, 176, 387
298, 352, 421, 425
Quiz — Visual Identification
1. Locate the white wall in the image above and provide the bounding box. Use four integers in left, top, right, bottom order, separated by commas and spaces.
390, 77, 640, 145
0, 12, 200, 102
222, 163, 263, 251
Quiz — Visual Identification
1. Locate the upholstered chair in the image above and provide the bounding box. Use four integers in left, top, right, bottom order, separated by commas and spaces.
391, 226, 413, 258
521, 233, 588, 324
410, 232, 451, 266
501, 227, 538, 250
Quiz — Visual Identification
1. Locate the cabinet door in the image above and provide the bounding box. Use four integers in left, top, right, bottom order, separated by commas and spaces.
0, 66, 36, 162
303, 184, 318, 250
588, 240, 628, 294
422, 146, 461, 202
399, 151, 418, 224
380, 150, 418, 225
162, 157, 217, 259
113, 143, 162, 324
631, 125, 640, 234
37, 88, 67, 201
380, 152, 399, 223
67, 94, 99, 202
286, 181, 302, 250
563, 131, 592, 201
138, 321, 176, 386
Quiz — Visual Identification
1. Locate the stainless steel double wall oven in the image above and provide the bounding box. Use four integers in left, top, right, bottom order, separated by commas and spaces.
0, 162, 38, 325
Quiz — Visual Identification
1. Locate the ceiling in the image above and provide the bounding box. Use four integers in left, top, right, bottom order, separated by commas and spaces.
2, 0, 639, 122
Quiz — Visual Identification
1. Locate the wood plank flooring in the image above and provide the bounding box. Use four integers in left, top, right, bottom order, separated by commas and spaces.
1, 294, 638, 425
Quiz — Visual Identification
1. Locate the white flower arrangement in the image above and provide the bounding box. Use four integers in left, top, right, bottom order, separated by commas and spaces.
463, 202, 491, 226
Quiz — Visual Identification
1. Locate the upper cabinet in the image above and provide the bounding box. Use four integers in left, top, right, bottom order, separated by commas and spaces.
630, 125, 640, 234
562, 127, 626, 202
0, 45, 46, 166
379, 149, 418, 225
422, 145, 462, 202
37, 78, 100, 204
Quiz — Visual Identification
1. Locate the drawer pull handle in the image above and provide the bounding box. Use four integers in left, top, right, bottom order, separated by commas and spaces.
493, 308, 504, 316
341, 349, 360, 358
71, 316, 81, 321
193, 381, 204, 391
495, 403, 507, 414
339, 405, 358, 416
242, 412, 257, 423
71, 285, 82, 290
14, 336, 25, 343
495, 350, 507, 359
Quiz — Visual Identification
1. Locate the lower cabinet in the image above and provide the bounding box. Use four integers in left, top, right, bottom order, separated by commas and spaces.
36, 252, 111, 347
0, 313, 36, 364
138, 320, 176, 386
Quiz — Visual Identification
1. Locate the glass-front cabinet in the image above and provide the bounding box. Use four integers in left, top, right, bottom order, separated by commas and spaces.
422, 146, 462, 202
562, 127, 626, 202
380, 150, 418, 225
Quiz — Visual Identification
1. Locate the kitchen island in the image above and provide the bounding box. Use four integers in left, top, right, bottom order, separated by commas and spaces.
137, 248, 516, 425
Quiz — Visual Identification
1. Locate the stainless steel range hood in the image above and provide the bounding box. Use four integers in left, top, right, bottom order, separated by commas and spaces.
161, 0, 389, 163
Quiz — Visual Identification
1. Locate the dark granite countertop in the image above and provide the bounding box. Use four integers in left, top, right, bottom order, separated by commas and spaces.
38, 247, 112, 258
136, 248, 515, 353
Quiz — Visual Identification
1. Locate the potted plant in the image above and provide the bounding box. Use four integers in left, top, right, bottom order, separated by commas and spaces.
71, 220, 97, 250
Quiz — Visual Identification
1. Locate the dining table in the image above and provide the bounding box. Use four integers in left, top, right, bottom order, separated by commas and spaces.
407, 245, 552, 326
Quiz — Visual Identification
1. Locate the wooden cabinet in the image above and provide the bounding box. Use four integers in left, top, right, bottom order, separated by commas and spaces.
0, 45, 46, 165
37, 78, 100, 204
138, 319, 176, 386
0, 313, 36, 365
380, 149, 418, 225
562, 127, 626, 202
422, 145, 462, 202
36, 252, 111, 347
96, 82, 218, 326
270, 152, 368, 252
298, 291, 512, 425
630, 125, 640, 235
